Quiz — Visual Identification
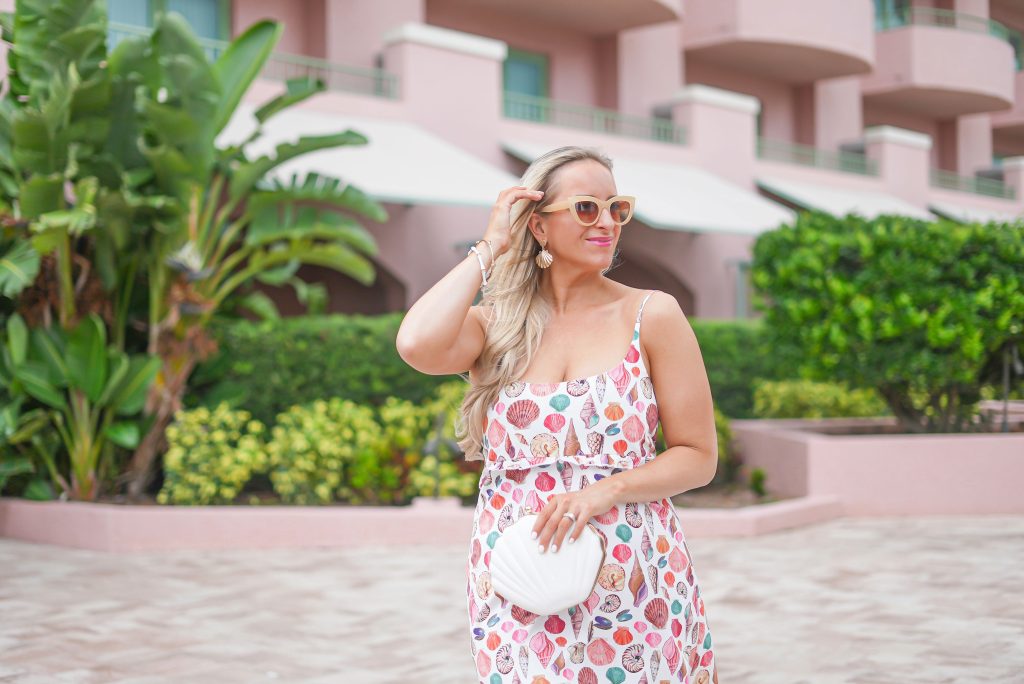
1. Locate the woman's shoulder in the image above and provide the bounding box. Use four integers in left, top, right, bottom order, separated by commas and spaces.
636, 289, 689, 335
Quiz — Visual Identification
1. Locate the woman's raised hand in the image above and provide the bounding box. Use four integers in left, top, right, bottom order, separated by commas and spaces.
483, 186, 544, 258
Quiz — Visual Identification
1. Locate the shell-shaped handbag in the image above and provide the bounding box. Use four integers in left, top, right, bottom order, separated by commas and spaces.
490, 511, 607, 615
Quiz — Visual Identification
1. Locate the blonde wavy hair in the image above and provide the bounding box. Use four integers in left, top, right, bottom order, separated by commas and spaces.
455, 145, 617, 461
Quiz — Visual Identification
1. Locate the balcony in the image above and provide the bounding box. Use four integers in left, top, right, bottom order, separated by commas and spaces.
861, 8, 1017, 118
108, 22, 399, 99
682, 0, 874, 83
930, 168, 1016, 200
502, 92, 686, 145
427, 0, 680, 35
756, 137, 878, 176
991, 70, 1024, 149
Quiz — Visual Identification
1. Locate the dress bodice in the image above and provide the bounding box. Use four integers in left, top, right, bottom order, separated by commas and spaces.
481, 290, 659, 471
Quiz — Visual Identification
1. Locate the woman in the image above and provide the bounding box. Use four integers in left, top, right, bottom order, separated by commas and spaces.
396, 146, 720, 683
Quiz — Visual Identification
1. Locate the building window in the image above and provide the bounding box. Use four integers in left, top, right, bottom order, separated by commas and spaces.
504, 48, 549, 98
874, 0, 910, 30
735, 260, 754, 319
109, 0, 231, 41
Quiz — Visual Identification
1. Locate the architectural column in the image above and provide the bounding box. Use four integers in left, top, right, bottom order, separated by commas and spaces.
617, 22, 682, 118
670, 84, 759, 187
999, 156, 1024, 200
325, 0, 425, 70
382, 23, 507, 165
813, 76, 865, 152
956, 113, 994, 175
864, 125, 932, 205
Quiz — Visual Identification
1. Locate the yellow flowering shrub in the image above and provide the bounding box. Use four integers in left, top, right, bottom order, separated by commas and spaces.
267, 398, 386, 505
157, 403, 268, 505
405, 380, 481, 501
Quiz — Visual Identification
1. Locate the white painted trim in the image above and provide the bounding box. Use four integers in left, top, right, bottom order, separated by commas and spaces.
863, 125, 932, 150
670, 84, 760, 115
1000, 155, 1024, 171
382, 22, 507, 61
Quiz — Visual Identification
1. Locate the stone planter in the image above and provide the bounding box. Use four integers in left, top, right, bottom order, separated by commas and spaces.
730, 416, 1024, 515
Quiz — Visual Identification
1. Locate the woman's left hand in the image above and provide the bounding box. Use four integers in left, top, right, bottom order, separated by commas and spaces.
531, 480, 619, 554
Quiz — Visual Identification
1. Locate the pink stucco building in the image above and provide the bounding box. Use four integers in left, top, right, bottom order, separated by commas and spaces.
47, 1, 1024, 316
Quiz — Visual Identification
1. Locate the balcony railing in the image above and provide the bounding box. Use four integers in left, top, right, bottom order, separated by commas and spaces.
930, 168, 1016, 199
875, 7, 1023, 70
108, 22, 399, 99
756, 137, 879, 176
502, 92, 687, 145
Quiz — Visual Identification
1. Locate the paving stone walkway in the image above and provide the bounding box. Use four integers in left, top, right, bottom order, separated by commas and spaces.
1, 514, 1022, 683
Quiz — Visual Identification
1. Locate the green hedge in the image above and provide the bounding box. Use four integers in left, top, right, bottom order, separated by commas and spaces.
689, 318, 790, 418
752, 210, 1024, 432
191, 313, 786, 422
190, 313, 459, 424
752, 379, 890, 419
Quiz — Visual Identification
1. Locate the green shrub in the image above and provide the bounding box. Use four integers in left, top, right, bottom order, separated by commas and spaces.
190, 313, 458, 424
405, 380, 481, 500
752, 379, 890, 419
267, 398, 386, 505
157, 404, 268, 505
752, 210, 1024, 432
749, 467, 766, 497
690, 319, 789, 418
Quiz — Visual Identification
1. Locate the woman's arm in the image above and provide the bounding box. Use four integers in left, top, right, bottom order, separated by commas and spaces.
395, 186, 543, 375
600, 291, 719, 504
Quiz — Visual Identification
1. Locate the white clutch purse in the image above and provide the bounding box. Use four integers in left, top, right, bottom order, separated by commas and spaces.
490, 511, 608, 615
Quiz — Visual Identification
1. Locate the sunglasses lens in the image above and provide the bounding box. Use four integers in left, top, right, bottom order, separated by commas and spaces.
574, 200, 600, 224
610, 200, 632, 223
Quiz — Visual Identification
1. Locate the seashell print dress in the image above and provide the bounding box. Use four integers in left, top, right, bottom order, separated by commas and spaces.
466, 290, 718, 684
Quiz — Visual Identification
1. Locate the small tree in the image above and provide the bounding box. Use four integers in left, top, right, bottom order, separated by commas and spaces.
751, 210, 1024, 432
0, 0, 386, 499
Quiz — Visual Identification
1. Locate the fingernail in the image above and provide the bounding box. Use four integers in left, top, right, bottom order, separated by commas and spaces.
551, 544, 558, 553
567, 536, 575, 544
537, 543, 545, 554
531, 530, 538, 540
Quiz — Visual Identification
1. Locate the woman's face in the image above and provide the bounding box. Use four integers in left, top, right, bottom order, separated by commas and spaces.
532, 159, 620, 269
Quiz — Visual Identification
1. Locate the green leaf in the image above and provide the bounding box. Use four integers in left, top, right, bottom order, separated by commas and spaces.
255, 171, 387, 223
19, 174, 64, 217
66, 314, 107, 402
29, 326, 69, 387
0, 241, 41, 298
104, 421, 141, 449
23, 477, 54, 500
5, 313, 28, 366
0, 457, 33, 487
211, 19, 283, 135
229, 131, 369, 200
299, 244, 376, 286
12, 362, 66, 410
237, 291, 280, 321
253, 76, 326, 124
253, 259, 299, 285
109, 355, 160, 416
96, 351, 129, 408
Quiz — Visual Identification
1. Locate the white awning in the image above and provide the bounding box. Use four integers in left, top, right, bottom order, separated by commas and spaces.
756, 174, 935, 220
928, 201, 1024, 225
217, 102, 519, 208
502, 140, 795, 235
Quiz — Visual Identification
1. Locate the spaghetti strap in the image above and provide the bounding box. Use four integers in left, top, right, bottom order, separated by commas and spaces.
634, 289, 657, 338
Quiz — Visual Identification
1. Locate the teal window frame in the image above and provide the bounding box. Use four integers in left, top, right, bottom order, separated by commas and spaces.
874, 0, 910, 30
735, 260, 753, 319
503, 47, 550, 98
110, 0, 231, 40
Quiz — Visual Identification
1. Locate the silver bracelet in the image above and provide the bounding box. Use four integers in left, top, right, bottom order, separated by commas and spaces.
479, 239, 495, 271
468, 245, 489, 286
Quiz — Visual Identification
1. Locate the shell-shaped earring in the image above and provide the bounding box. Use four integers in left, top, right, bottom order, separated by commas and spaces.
535, 241, 554, 269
